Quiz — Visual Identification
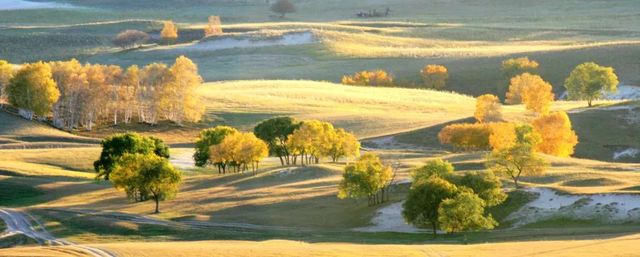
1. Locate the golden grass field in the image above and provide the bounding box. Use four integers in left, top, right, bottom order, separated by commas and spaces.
3, 234, 640, 257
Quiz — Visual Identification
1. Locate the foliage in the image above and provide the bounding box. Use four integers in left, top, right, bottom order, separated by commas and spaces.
420, 64, 448, 90
209, 132, 269, 174
488, 122, 517, 151
410, 159, 454, 184
46, 56, 203, 130
270, 0, 296, 18
402, 176, 458, 237
474, 94, 503, 123
486, 124, 548, 188
286, 120, 360, 165
254, 117, 301, 166
194, 126, 239, 167
438, 191, 497, 233
341, 70, 394, 87
438, 123, 492, 151
0, 60, 15, 104
165, 55, 205, 124
564, 62, 619, 107
113, 30, 149, 49
94, 132, 170, 180
338, 153, 392, 206
502, 57, 539, 80
7, 61, 60, 119
532, 111, 579, 157
111, 153, 182, 213
457, 171, 507, 207
160, 20, 178, 43
204, 16, 223, 37
506, 73, 554, 114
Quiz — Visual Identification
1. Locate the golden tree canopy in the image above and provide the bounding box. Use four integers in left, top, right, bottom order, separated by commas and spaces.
161, 20, 178, 41
342, 70, 394, 87
420, 64, 449, 90
474, 94, 503, 123
532, 111, 579, 157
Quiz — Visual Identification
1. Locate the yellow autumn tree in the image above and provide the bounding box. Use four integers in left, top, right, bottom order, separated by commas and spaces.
488, 122, 517, 151
342, 70, 394, 87
420, 64, 448, 90
519, 74, 554, 114
506, 73, 551, 105
502, 57, 539, 80
168, 56, 205, 124
209, 132, 268, 174
438, 123, 492, 151
204, 16, 223, 37
474, 94, 503, 123
7, 61, 60, 119
532, 111, 579, 157
161, 20, 178, 43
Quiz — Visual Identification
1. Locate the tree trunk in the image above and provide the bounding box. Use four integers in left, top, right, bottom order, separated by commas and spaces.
154, 197, 160, 214
588, 99, 593, 107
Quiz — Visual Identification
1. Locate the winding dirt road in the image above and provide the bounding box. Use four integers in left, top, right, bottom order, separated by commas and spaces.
0, 208, 116, 257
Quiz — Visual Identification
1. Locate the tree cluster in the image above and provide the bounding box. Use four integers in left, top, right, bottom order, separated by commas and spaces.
337, 153, 394, 206
161, 20, 179, 43
341, 70, 394, 87
209, 131, 269, 174
94, 132, 169, 180
113, 30, 150, 49
286, 120, 360, 165
438, 123, 492, 151
475, 94, 503, 123
403, 159, 505, 236
4, 56, 204, 130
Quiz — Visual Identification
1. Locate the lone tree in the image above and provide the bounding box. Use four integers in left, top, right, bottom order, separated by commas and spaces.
94, 132, 170, 180
338, 153, 393, 206
564, 62, 619, 107
420, 65, 449, 90
193, 126, 238, 168
113, 30, 149, 49
111, 153, 182, 213
486, 124, 548, 188
254, 117, 301, 166
7, 61, 59, 120
204, 16, 223, 37
475, 94, 503, 123
271, 0, 296, 18
160, 20, 179, 44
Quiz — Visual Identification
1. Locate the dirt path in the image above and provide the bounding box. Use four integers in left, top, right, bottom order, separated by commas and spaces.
0, 208, 117, 257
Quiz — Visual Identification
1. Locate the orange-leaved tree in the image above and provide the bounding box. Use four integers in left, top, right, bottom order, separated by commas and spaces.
531, 111, 578, 157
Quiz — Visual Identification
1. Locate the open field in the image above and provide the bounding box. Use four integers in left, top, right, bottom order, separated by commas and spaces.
1, 0, 640, 256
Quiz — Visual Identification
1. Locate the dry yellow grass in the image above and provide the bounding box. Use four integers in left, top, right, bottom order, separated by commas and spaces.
199, 80, 476, 139
4, 234, 640, 257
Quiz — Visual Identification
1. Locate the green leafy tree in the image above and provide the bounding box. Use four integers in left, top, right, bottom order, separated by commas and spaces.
438, 190, 497, 234
7, 61, 60, 119
411, 159, 454, 183
338, 153, 393, 206
486, 124, 548, 188
94, 132, 170, 180
193, 126, 238, 168
402, 176, 458, 238
457, 171, 507, 207
111, 153, 182, 213
270, 0, 296, 18
564, 62, 619, 107
254, 117, 301, 166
